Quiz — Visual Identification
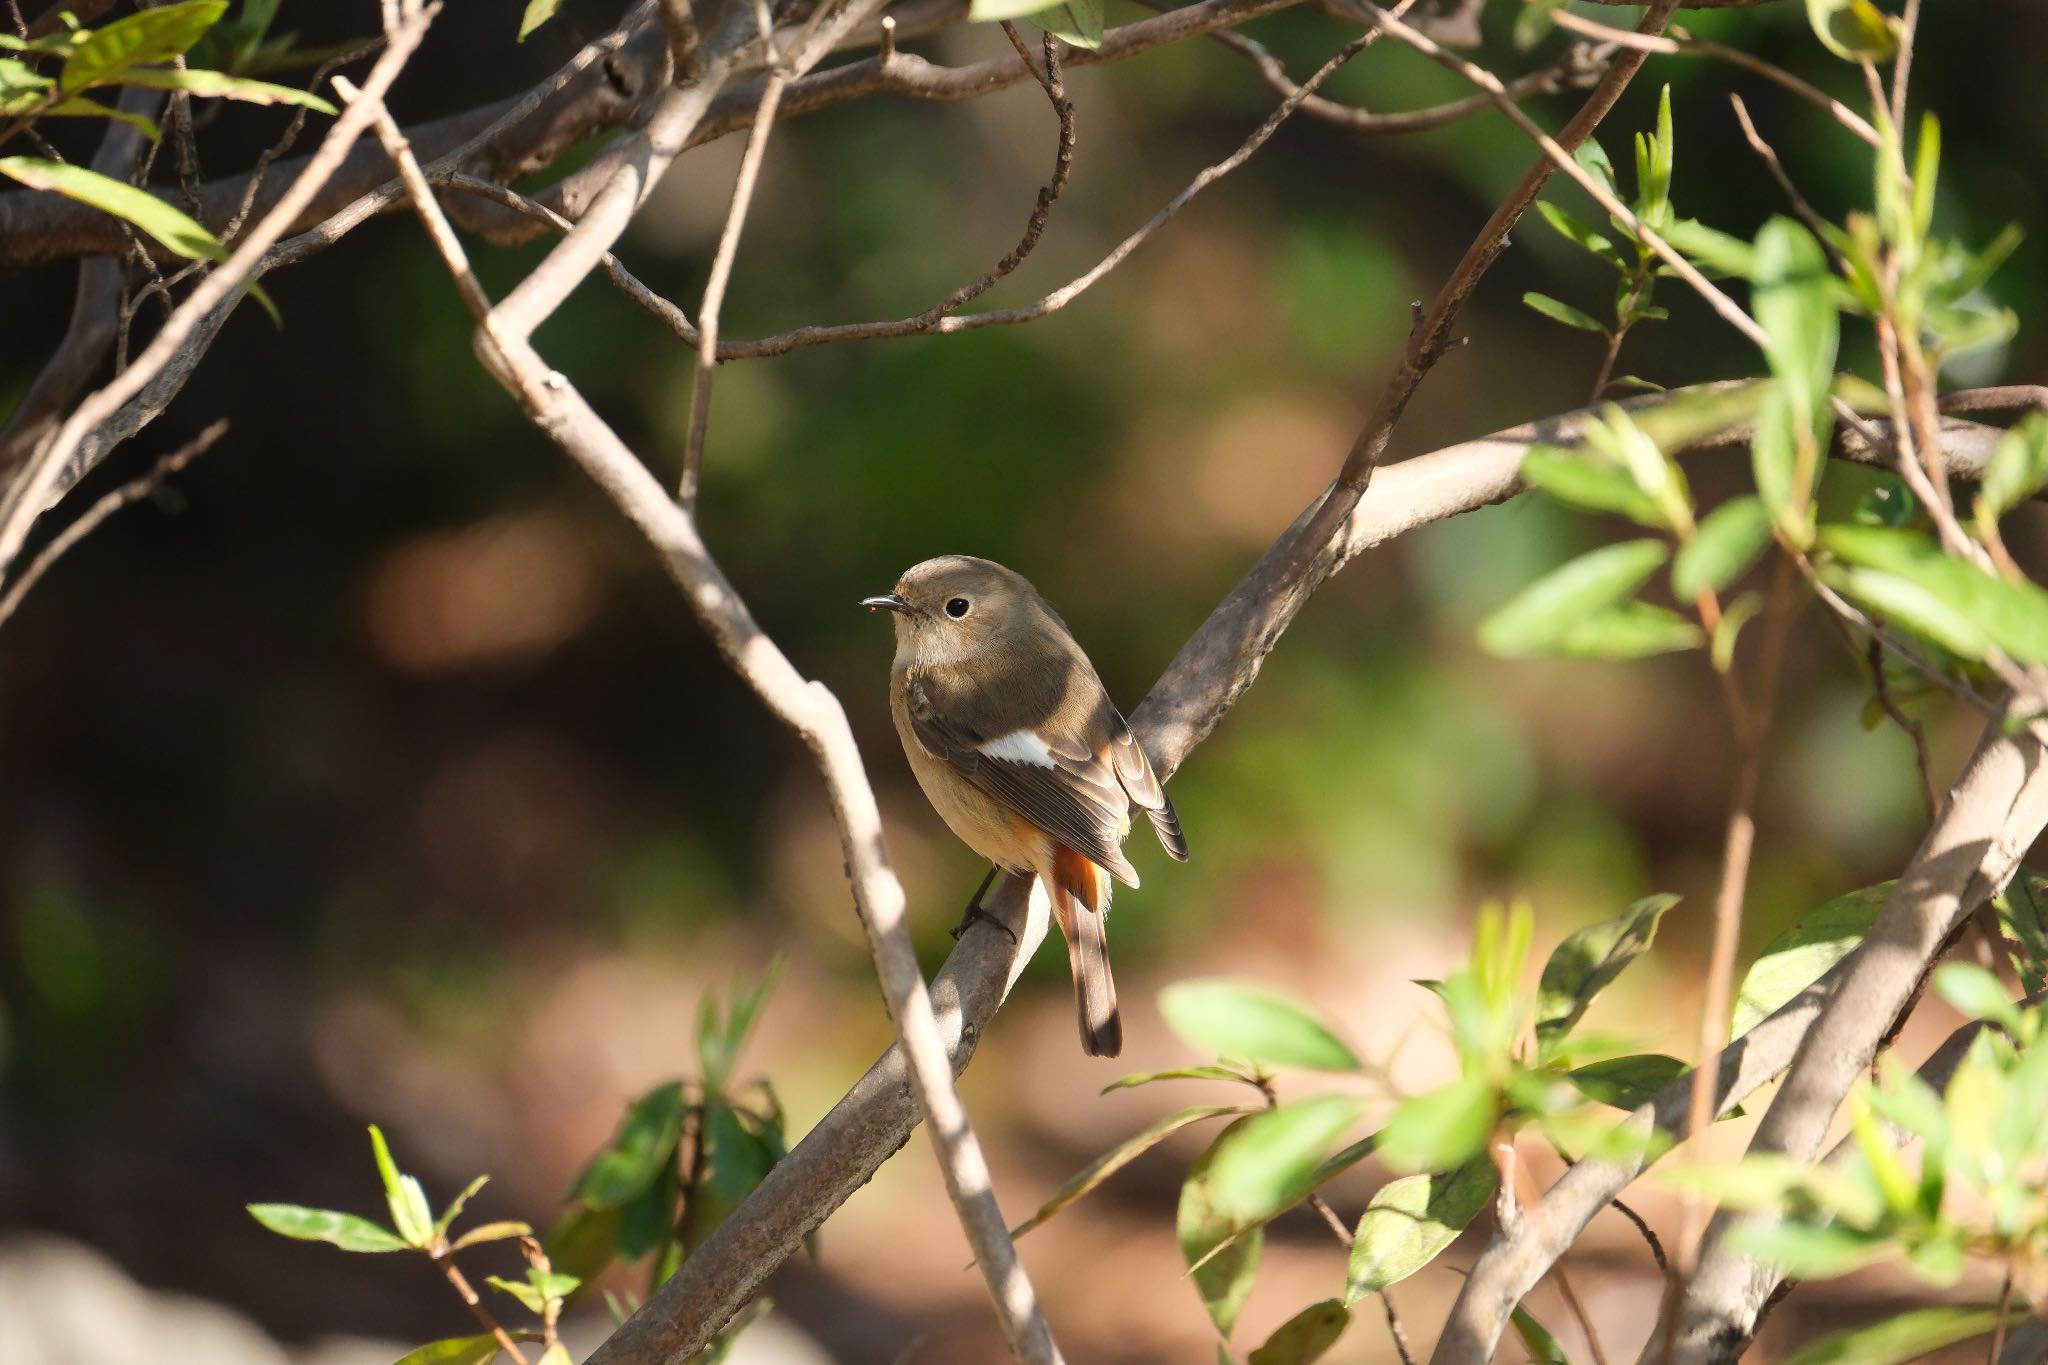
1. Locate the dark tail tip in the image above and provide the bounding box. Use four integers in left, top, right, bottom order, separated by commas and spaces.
1080, 1006, 1124, 1058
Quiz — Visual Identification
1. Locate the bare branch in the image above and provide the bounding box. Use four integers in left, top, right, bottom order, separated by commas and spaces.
0, 420, 225, 629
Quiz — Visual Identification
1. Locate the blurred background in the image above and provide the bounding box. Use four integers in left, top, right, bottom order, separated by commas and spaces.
2, 0, 2045, 1360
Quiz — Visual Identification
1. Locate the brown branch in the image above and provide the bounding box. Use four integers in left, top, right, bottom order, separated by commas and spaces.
0, 420, 224, 629
348, 50, 1065, 1365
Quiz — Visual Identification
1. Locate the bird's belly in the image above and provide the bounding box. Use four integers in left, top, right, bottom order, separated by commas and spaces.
902, 742, 1046, 874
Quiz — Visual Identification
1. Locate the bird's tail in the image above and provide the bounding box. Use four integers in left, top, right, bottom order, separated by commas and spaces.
1050, 843, 1121, 1057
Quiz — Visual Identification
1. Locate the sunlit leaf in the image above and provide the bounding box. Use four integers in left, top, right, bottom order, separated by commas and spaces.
1518, 447, 1661, 527
435, 1175, 489, 1239
42, 95, 161, 138
0, 156, 227, 261
1567, 1053, 1687, 1111
1674, 496, 1771, 600
60, 0, 226, 92
1536, 200, 1624, 269
1478, 540, 1669, 658
1978, 412, 2048, 523
1041, 0, 1103, 49
517, 0, 562, 41
1931, 962, 2021, 1031
1552, 603, 1702, 660
448, 1220, 532, 1253
1523, 292, 1604, 334
1179, 1118, 1264, 1336
392, 1335, 516, 1365
1783, 1306, 1999, 1365
1011, 1105, 1247, 1240
1535, 895, 1678, 1053
1820, 524, 2048, 664
1206, 1095, 1368, 1226
115, 64, 334, 112
1379, 1074, 1497, 1175
367, 1126, 433, 1248
1730, 883, 1888, 1039
1725, 1219, 1886, 1278
246, 1203, 406, 1252
1511, 1303, 1570, 1364
1344, 1157, 1496, 1299
1159, 980, 1362, 1070
1102, 1065, 1258, 1093
1804, 0, 1898, 61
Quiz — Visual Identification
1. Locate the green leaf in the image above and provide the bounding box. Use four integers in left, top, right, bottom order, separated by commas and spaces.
697, 961, 780, 1091
1523, 292, 1605, 334
517, 0, 563, 41
1752, 219, 1840, 544
1518, 447, 1661, 527
1575, 138, 1617, 200
1102, 1065, 1258, 1093
1206, 1095, 1369, 1226
1665, 218, 1755, 279
0, 157, 228, 262
1379, 1074, 1498, 1174
576, 1081, 687, 1210
1011, 1105, 1247, 1240
434, 1175, 488, 1239
543, 1204, 622, 1285
681, 1099, 779, 1250
615, 1158, 680, 1262
1995, 872, 2048, 995
1535, 895, 1678, 1053
1179, 1119, 1265, 1337
60, 0, 226, 93
391, 1335, 511, 1365
246, 1203, 407, 1253
1725, 1219, 1885, 1278
367, 1127, 433, 1249
1713, 591, 1763, 672
1804, 0, 1898, 61
1931, 962, 2021, 1031
1674, 497, 1771, 599
448, 1220, 531, 1252
1537, 201, 1624, 269
485, 1274, 546, 1314
1512, 0, 1571, 49
1041, 0, 1103, 49
1158, 980, 1362, 1071
1978, 412, 2048, 523
1567, 1054, 1687, 1111
1510, 1304, 1571, 1364
1248, 1300, 1349, 1365
1783, 1306, 2000, 1365
1731, 883, 1889, 1039
1344, 1157, 1497, 1299
114, 64, 335, 112
1551, 602, 1702, 660
42, 95, 162, 139
1820, 524, 2048, 664
1635, 85, 1673, 227
1478, 540, 1670, 658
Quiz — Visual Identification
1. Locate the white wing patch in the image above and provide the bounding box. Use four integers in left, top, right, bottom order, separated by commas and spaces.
979, 728, 1056, 767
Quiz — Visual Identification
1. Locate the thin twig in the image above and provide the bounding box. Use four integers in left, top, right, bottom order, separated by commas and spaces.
347, 57, 1065, 1365
0, 420, 224, 629
438, 1258, 531, 1365
1865, 634, 1940, 819
679, 0, 798, 509
1729, 94, 1839, 261
1307, 1192, 1353, 1246
1382, 1288, 1417, 1365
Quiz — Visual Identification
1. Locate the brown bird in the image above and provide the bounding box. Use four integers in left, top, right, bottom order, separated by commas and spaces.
864, 555, 1187, 1057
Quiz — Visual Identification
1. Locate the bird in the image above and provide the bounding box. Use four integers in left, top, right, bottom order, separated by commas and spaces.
863, 555, 1188, 1057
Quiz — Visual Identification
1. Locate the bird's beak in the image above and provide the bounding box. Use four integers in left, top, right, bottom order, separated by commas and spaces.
861, 593, 908, 614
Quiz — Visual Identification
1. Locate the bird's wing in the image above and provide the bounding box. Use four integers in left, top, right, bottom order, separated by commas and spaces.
1105, 707, 1188, 861
904, 668, 1141, 885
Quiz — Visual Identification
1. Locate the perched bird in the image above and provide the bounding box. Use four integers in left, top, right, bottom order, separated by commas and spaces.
863, 555, 1188, 1057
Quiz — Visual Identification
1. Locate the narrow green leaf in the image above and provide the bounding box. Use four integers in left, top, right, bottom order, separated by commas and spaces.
1665, 218, 1755, 279
1344, 1157, 1497, 1299
1248, 1300, 1349, 1365
1725, 1219, 1886, 1278
1794, 1301, 1998, 1365
364, 1126, 433, 1248
1518, 447, 1661, 527
435, 1175, 489, 1239
1931, 962, 2021, 1031
517, 0, 563, 41
1712, 591, 1763, 672
1977, 412, 2048, 522
1909, 113, 1939, 242
1511, 1304, 1571, 1364
1011, 1105, 1247, 1240
1575, 138, 1617, 199
1042, 0, 1103, 49
448, 1220, 532, 1252
1535, 895, 1679, 1052
1552, 603, 1703, 660
485, 1274, 546, 1314
391, 1335, 510, 1365
1206, 1095, 1369, 1226
1179, 1119, 1265, 1336
1567, 1054, 1688, 1111
1803, 0, 1898, 62
681, 1099, 779, 1251
1536, 200, 1624, 268
1102, 1065, 1258, 1093
1820, 524, 2048, 664
1995, 872, 2048, 995
0, 157, 227, 262
576, 1081, 687, 1211
1478, 540, 1670, 658
1731, 883, 1889, 1039
60, 0, 227, 92
115, 64, 335, 112
542, 1205, 622, 1285
1379, 1074, 1498, 1175
1158, 980, 1362, 1071
1674, 496, 1771, 599
246, 1203, 407, 1253
1523, 292, 1605, 333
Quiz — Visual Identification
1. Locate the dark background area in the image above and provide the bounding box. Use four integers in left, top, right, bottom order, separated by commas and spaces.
2, 1, 2045, 1359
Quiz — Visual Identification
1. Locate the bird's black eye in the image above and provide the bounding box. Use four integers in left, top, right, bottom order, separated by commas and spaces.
945, 597, 971, 619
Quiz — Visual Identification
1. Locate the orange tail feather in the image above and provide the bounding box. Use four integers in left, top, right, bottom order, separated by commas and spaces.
1050, 843, 1121, 1057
